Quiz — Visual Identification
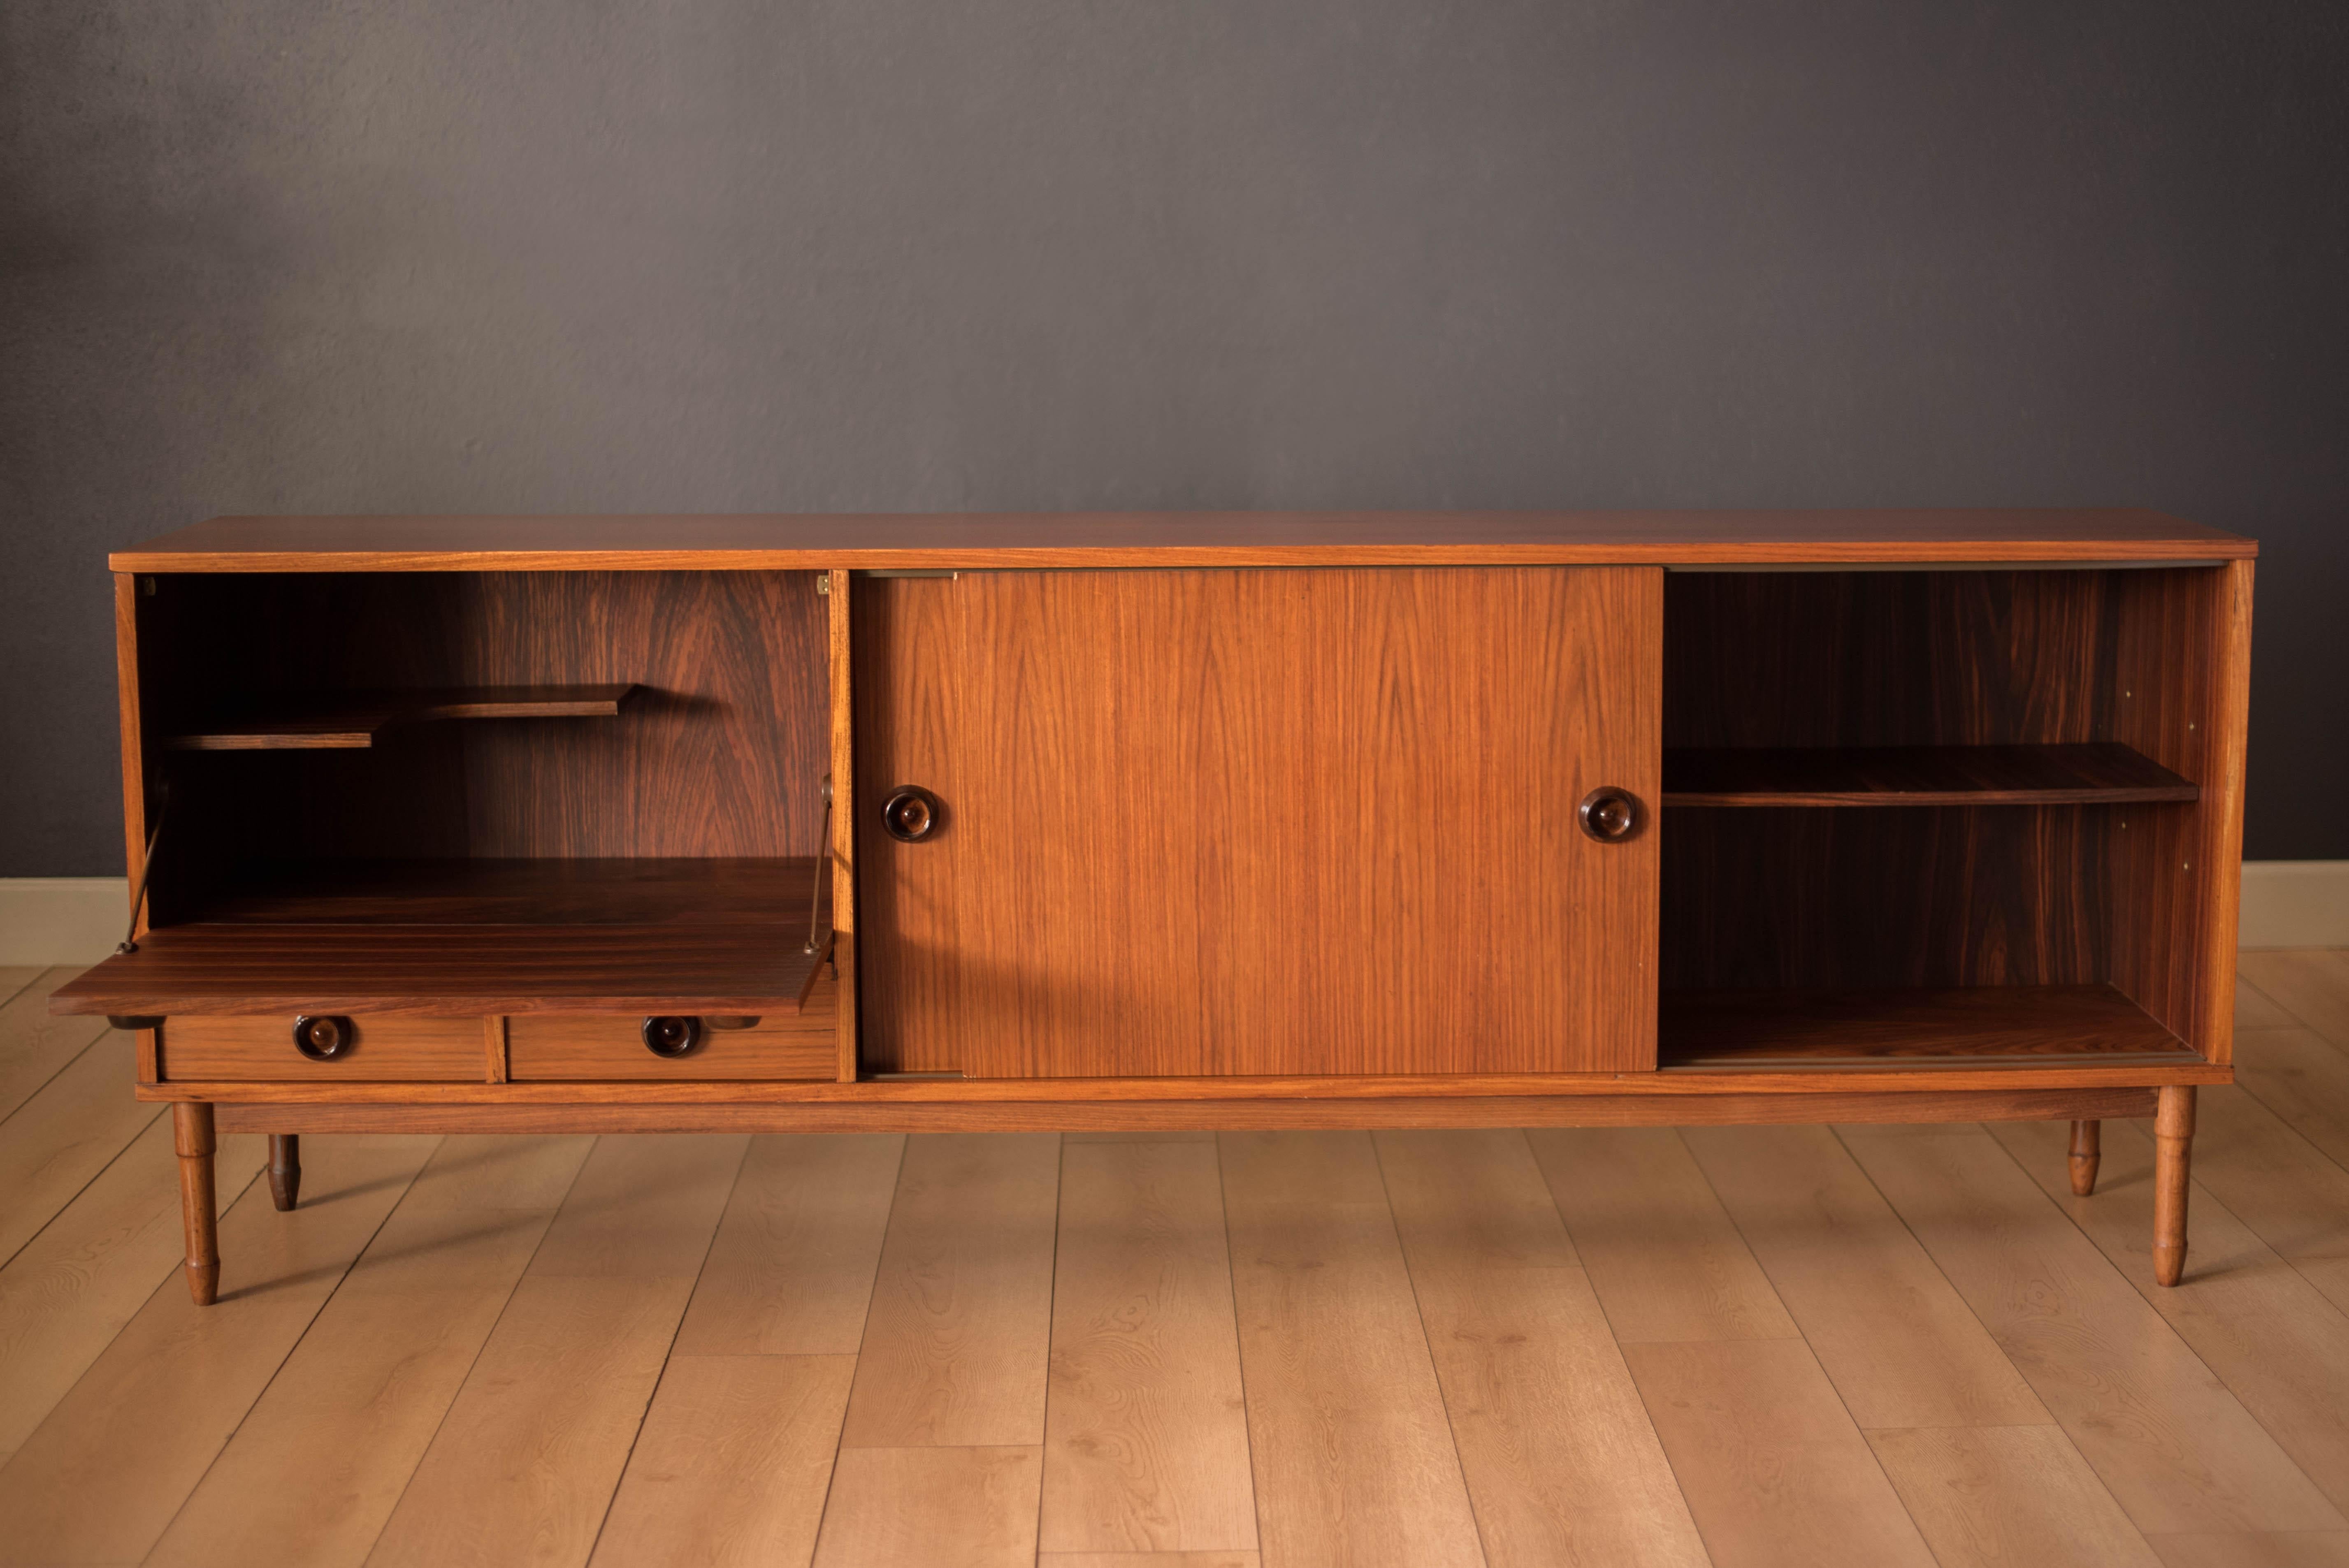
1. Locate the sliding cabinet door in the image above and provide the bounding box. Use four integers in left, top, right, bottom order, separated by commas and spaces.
856, 566, 1660, 1078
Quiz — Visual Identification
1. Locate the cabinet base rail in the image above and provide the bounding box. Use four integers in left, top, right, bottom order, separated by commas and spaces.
167, 1087, 2197, 1305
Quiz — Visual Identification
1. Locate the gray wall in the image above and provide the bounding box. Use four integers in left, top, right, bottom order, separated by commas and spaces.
4, 0, 2344, 872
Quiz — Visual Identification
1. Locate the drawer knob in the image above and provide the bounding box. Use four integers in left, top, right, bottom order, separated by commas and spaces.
1578, 786, 1641, 843
642, 1015, 702, 1057
292, 1014, 354, 1060
881, 786, 940, 842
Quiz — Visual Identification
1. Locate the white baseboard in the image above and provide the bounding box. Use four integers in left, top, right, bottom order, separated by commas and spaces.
2240, 861, 2349, 950
0, 878, 128, 967
0, 861, 2343, 968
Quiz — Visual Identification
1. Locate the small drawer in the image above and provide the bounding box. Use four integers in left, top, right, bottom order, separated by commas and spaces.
161, 1014, 488, 1081
506, 972, 838, 1081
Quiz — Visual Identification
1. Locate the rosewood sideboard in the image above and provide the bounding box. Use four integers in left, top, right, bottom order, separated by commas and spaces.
52, 511, 2254, 1303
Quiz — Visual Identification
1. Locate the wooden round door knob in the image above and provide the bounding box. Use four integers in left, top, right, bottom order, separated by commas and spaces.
881, 786, 940, 842
642, 1016, 702, 1057
292, 1014, 353, 1060
1578, 787, 1641, 842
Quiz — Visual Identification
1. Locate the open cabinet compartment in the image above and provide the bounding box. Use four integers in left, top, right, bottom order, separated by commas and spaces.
58, 569, 844, 1032
1658, 564, 2235, 1072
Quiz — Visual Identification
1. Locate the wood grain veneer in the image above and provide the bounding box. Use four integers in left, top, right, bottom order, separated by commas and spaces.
53, 923, 824, 1016
504, 974, 836, 1081
2106, 560, 2254, 1065
159, 1014, 485, 1082
1657, 984, 2196, 1070
1661, 570, 2144, 996
72, 516, 2254, 1310
859, 566, 1661, 1079
1662, 806, 2113, 992
126, 571, 829, 922
1663, 570, 2132, 752
191, 856, 819, 926
1660, 564, 2251, 1070
110, 509, 2253, 572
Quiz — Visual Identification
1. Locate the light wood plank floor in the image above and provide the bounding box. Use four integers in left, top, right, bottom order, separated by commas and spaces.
2, 955, 2349, 1566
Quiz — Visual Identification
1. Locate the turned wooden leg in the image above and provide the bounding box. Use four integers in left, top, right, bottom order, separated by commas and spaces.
2152, 1086, 2196, 1287
2068, 1119, 2101, 1197
268, 1134, 302, 1211
172, 1102, 220, 1306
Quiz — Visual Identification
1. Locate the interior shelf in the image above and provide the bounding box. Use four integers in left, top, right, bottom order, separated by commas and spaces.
50, 856, 832, 1016
164, 684, 639, 751
1661, 742, 2197, 807
1658, 984, 2200, 1070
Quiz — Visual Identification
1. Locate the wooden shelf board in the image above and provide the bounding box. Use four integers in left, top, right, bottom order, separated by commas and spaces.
1661, 742, 2198, 807
1659, 983, 2200, 1071
165, 683, 638, 751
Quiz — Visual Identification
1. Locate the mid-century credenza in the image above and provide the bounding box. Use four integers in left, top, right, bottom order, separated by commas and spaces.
53, 511, 2253, 1303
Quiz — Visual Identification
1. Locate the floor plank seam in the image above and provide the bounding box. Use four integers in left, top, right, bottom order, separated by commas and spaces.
579, 1133, 758, 1567
1514, 1126, 1721, 1568
349, 1133, 600, 1568
0, 1014, 114, 1129
1672, 1125, 1944, 1563
1968, 1116, 2344, 1536
142, 1134, 445, 1568
2230, 1050, 2349, 1191
5, 952, 2340, 1566
1608, 1313, 1733, 1568
1369, 1132, 1499, 1568
1817, 1120, 2162, 1557
805, 1132, 911, 1566
3, 1144, 271, 1510
2241, 964, 2349, 1053
1030, 1133, 1066, 1567
2092, 1116, 2349, 1519
0, 1101, 167, 1274
1210, 1132, 1272, 1568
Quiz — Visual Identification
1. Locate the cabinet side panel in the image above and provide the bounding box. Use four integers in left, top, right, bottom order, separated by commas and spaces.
2108, 563, 2248, 1061
2196, 560, 2254, 1059
863, 566, 1660, 1078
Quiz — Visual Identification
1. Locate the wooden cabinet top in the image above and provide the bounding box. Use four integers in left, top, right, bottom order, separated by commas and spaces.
114, 509, 2254, 572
